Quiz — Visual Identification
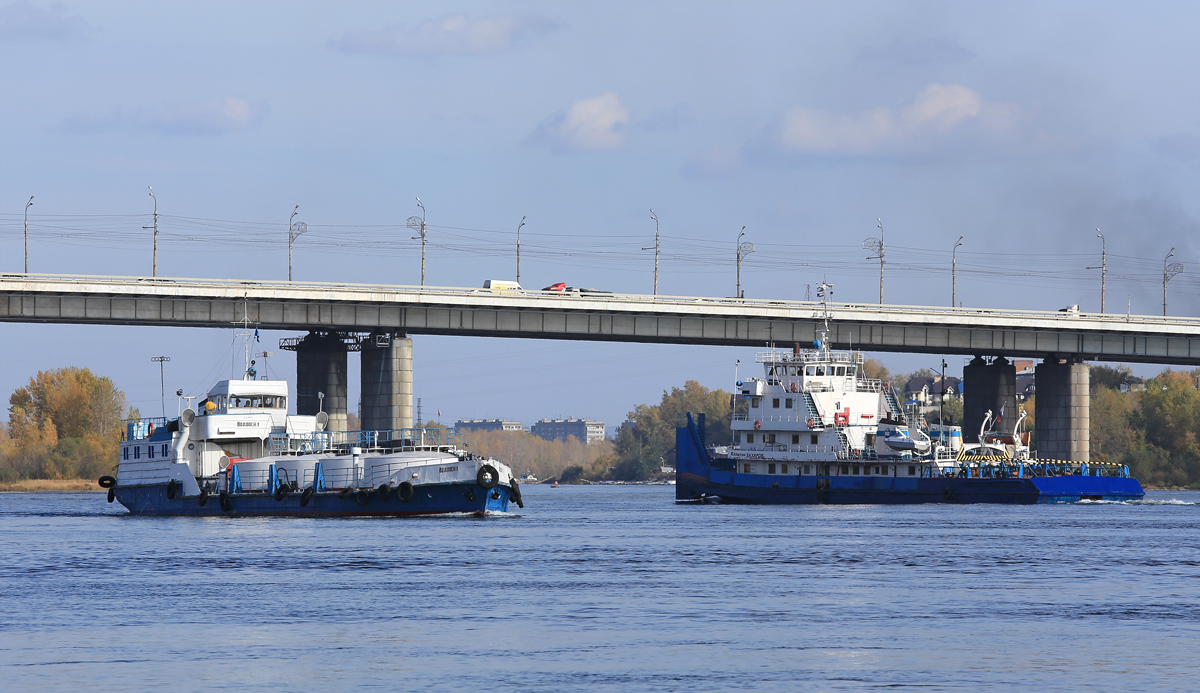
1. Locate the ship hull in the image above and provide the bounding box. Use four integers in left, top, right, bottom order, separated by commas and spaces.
676, 416, 1144, 505
113, 481, 515, 517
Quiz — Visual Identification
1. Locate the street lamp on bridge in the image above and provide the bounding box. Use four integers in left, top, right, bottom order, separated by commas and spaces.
407, 198, 427, 286
516, 215, 526, 285
288, 205, 306, 282
736, 226, 753, 299
863, 218, 885, 305
23, 195, 33, 274
951, 235, 963, 308
1163, 247, 1184, 316
644, 210, 660, 296
1087, 230, 1107, 313
144, 187, 158, 277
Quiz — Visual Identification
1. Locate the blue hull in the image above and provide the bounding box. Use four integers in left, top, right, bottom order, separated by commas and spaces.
675, 416, 1144, 505
113, 482, 514, 517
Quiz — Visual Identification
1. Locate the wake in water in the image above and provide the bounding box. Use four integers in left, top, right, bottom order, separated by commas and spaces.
1078, 498, 1197, 506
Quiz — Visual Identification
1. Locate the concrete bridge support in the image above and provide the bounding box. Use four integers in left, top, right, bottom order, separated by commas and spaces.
360, 331, 413, 431
962, 356, 1018, 443
1035, 357, 1090, 461
294, 332, 349, 432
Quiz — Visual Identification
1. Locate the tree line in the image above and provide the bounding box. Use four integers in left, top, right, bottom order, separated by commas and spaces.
2, 365, 1197, 488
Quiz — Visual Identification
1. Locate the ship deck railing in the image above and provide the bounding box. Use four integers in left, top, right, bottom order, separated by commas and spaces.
268, 427, 467, 455
756, 349, 865, 365
932, 459, 1131, 479
122, 417, 170, 441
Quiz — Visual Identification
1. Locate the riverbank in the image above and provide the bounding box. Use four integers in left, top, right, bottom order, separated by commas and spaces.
0, 479, 102, 492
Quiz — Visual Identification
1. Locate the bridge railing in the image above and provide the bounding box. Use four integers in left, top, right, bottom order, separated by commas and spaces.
5, 272, 1198, 328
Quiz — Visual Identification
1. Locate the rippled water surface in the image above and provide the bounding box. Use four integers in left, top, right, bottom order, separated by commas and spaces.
2, 486, 1199, 691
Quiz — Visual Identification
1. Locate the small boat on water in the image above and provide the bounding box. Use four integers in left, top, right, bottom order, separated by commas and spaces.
98, 373, 521, 517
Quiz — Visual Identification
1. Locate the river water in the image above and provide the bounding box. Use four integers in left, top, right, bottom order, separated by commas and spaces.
2, 486, 1198, 691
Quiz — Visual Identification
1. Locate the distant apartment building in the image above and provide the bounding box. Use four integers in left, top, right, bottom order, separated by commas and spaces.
455, 419, 523, 433
531, 418, 606, 445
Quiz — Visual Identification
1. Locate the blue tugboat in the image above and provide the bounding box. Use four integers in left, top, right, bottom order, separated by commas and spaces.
99, 376, 521, 517
675, 284, 1143, 505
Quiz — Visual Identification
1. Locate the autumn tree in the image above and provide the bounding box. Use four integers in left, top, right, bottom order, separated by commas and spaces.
1, 367, 127, 481
610, 380, 733, 480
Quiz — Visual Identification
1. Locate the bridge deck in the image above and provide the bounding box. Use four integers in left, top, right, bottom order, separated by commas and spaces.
2, 274, 1198, 365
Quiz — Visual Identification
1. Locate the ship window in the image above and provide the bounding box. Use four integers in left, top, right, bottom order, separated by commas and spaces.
852, 465, 860, 475
767, 433, 776, 444
792, 434, 800, 444
847, 366, 856, 377
803, 465, 812, 475
908, 465, 917, 476
816, 366, 826, 376
123, 446, 129, 460
772, 398, 779, 408
148, 445, 154, 459
134, 446, 141, 459
766, 366, 774, 376
768, 463, 776, 474
873, 466, 880, 475
743, 463, 753, 474
805, 366, 816, 376
785, 398, 793, 409
162, 444, 169, 457
751, 397, 761, 408
746, 434, 754, 443
781, 464, 788, 474
811, 434, 819, 445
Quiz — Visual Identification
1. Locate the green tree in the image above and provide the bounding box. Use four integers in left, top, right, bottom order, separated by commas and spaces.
610, 380, 733, 481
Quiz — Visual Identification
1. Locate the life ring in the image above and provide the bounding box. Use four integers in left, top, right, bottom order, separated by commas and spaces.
851, 449, 860, 459
97, 475, 116, 489
477, 464, 499, 490
355, 489, 370, 506
378, 483, 392, 501
219, 491, 232, 512
510, 480, 524, 508
165, 479, 179, 499
300, 486, 314, 507
107, 488, 115, 503
753, 420, 762, 430
198, 487, 209, 506
806, 418, 815, 429
789, 382, 798, 393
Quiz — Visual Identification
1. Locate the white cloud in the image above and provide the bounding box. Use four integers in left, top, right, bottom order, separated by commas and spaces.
777, 83, 1020, 155
61, 97, 266, 136
0, 0, 89, 41
332, 13, 556, 55
149, 97, 266, 134
529, 93, 630, 153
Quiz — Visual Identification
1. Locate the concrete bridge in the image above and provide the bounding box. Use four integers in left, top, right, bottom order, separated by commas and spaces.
4, 273, 1200, 461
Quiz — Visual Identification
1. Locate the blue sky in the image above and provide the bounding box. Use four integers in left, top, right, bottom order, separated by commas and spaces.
1, 0, 1197, 430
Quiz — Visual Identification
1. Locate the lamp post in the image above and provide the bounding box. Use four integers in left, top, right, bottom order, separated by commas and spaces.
863, 218, 885, 305
407, 198, 427, 286
644, 210, 660, 296
1163, 247, 1184, 316
516, 215, 526, 285
951, 235, 963, 308
23, 195, 33, 273
151, 355, 170, 419
144, 187, 158, 277
735, 226, 753, 299
288, 205, 306, 281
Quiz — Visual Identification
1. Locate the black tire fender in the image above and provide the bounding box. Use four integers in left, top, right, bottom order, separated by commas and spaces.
510, 480, 524, 509
219, 491, 232, 512
378, 483, 392, 501
300, 486, 314, 507
274, 484, 287, 502
355, 489, 369, 506
107, 488, 115, 503
165, 479, 179, 500
198, 487, 209, 507
98, 475, 116, 489
338, 487, 354, 499
477, 464, 499, 490
942, 486, 955, 502
396, 481, 414, 502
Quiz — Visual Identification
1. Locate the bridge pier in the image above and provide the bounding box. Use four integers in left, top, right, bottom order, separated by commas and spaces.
962, 356, 1018, 443
360, 331, 413, 431
294, 332, 349, 432
1034, 357, 1090, 461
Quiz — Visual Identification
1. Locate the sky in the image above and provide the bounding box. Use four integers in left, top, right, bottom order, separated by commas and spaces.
1, 0, 1197, 432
